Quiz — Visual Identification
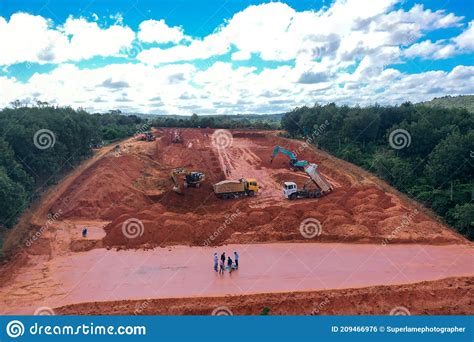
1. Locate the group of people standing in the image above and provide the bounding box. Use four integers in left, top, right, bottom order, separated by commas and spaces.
214, 251, 239, 274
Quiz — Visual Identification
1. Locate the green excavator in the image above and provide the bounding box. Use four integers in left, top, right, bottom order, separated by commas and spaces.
270, 145, 308, 171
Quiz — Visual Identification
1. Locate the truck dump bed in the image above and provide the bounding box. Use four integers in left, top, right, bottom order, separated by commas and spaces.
304, 163, 333, 193
213, 179, 245, 194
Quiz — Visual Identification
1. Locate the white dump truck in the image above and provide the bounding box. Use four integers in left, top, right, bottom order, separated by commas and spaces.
283, 163, 333, 200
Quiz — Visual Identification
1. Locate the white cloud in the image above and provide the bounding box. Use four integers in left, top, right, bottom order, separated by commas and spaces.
2, 59, 472, 114
454, 20, 474, 50
231, 50, 252, 61
61, 17, 135, 61
138, 19, 187, 44
403, 20, 474, 60
382, 4, 462, 31
138, 30, 231, 64
0, 2, 472, 114
0, 13, 135, 65
404, 40, 449, 59
137, 0, 463, 70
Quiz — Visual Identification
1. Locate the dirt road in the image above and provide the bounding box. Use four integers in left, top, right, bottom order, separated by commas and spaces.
1, 242, 472, 314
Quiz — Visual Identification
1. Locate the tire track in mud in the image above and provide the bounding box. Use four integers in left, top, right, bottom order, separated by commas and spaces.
214, 138, 284, 208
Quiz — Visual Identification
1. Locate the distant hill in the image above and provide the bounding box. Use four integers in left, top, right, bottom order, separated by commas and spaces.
419, 95, 474, 113
127, 113, 284, 122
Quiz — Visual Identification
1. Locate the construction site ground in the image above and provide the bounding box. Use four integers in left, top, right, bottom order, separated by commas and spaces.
0, 128, 472, 315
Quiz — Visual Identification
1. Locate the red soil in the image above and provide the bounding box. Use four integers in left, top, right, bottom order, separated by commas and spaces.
56, 276, 474, 315
46, 128, 463, 248
1, 128, 471, 316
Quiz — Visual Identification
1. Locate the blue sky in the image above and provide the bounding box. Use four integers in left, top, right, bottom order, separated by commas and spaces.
0, 0, 473, 114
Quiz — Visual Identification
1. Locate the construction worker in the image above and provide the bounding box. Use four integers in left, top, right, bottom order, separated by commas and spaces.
219, 259, 225, 274
213, 253, 218, 272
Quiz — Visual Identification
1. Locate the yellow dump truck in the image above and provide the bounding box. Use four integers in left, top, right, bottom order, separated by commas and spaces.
213, 178, 258, 199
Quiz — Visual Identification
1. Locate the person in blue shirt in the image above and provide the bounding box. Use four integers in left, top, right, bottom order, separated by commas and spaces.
213, 252, 218, 272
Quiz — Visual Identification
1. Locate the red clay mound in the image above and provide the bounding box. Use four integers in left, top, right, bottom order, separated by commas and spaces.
52, 155, 152, 220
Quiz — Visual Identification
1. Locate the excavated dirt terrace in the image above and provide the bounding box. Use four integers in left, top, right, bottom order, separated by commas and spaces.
51, 128, 464, 248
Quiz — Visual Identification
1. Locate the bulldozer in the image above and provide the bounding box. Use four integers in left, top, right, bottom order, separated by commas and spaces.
171, 130, 182, 143
136, 132, 155, 141
171, 167, 205, 194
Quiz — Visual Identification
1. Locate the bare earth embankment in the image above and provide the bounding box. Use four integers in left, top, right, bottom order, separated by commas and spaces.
0, 128, 472, 315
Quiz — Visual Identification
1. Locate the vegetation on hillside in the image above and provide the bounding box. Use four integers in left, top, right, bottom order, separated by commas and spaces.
0, 105, 145, 232
420, 95, 474, 113
1, 100, 472, 253
151, 113, 280, 130
281, 103, 473, 240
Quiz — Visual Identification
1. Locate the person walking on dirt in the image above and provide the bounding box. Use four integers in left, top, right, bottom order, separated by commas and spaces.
82, 227, 88, 238
227, 256, 233, 273
234, 251, 239, 269
221, 252, 226, 264
214, 253, 218, 272
219, 259, 225, 274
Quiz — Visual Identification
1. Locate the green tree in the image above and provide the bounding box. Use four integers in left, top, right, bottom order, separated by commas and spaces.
424, 130, 474, 185
0, 168, 28, 228
450, 204, 474, 239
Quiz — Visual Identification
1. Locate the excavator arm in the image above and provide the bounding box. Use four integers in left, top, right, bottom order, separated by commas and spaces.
270, 146, 297, 163
171, 167, 188, 194
270, 145, 309, 170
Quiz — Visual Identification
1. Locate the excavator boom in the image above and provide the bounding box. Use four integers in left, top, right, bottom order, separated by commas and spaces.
270, 145, 308, 170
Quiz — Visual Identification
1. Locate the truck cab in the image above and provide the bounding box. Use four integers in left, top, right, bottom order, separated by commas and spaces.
282, 181, 322, 200
283, 181, 297, 199
245, 178, 259, 196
